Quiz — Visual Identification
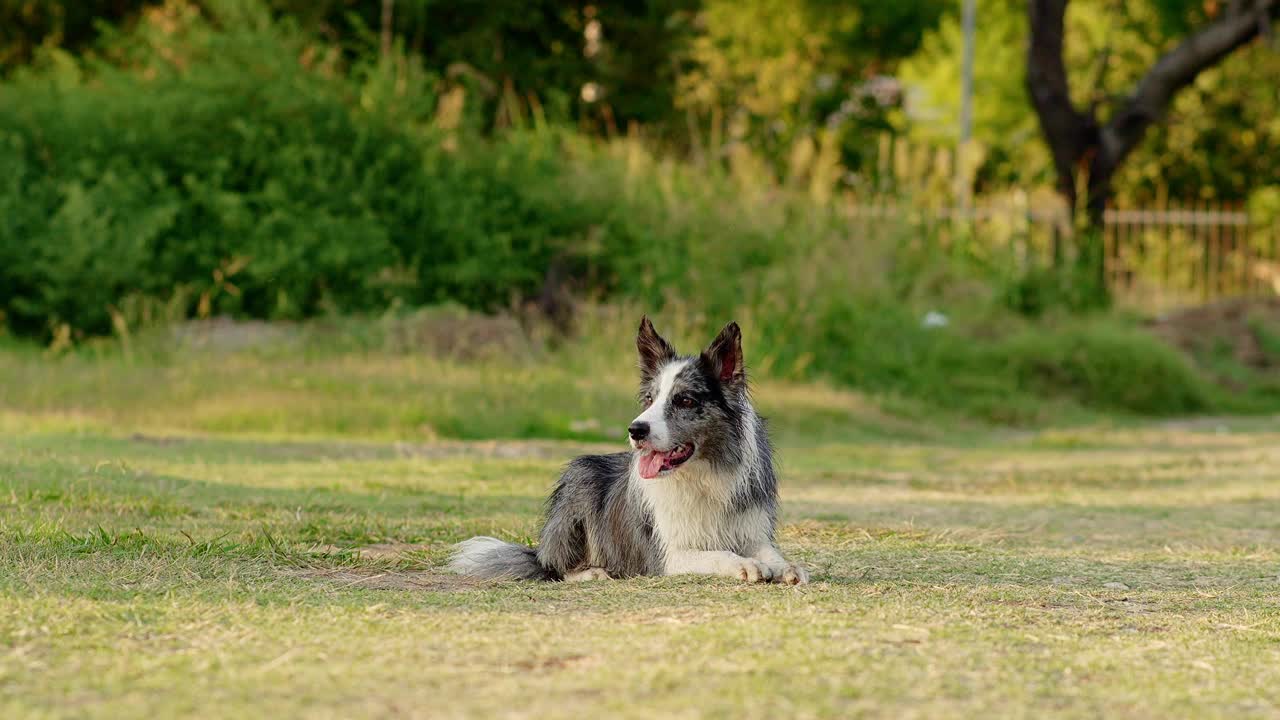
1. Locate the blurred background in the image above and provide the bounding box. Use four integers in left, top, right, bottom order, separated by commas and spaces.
1, 0, 1279, 433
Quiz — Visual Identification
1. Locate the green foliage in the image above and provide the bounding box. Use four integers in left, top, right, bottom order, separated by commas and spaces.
0, 2, 813, 338
0, 0, 148, 68
996, 320, 1211, 415
1, 15, 411, 334
1119, 43, 1280, 205
897, 0, 1052, 188
6, 0, 1279, 207
898, 0, 1280, 203
1250, 314, 1280, 360
677, 0, 946, 175
0, 1, 1272, 423
0, 7, 623, 335
722, 245, 1217, 418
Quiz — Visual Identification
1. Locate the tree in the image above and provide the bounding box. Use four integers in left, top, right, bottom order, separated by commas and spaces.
1026, 0, 1280, 224
900, 1, 1280, 209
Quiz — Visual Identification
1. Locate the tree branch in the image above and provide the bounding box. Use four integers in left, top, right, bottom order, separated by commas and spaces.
1098, 0, 1278, 175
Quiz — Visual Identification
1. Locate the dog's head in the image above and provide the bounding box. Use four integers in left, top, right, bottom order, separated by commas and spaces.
628, 316, 749, 479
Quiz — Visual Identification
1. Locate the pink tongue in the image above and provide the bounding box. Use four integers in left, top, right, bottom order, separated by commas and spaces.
638, 451, 666, 479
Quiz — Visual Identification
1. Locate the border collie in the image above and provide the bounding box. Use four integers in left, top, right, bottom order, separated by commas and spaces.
447, 317, 808, 584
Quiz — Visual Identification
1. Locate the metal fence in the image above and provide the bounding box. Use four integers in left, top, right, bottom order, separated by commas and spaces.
845, 200, 1280, 312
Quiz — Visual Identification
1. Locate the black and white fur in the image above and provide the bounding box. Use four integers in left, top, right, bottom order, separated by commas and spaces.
447, 317, 808, 584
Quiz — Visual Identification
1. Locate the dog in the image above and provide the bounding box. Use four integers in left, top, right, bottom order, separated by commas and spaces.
447, 317, 808, 584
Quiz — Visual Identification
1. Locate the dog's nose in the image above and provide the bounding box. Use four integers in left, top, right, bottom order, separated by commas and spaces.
628, 421, 650, 441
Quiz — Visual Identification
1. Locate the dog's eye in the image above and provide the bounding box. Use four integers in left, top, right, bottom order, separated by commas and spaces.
641, 393, 653, 407
675, 394, 697, 409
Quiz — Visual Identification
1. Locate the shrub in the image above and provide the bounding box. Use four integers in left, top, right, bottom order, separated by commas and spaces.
0, 14, 417, 334
995, 320, 1211, 415
0, 6, 785, 338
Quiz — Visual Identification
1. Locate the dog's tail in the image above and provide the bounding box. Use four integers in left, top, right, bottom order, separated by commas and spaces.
446, 536, 559, 581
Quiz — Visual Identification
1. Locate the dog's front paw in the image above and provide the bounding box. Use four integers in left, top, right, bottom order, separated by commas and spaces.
563, 567, 611, 582
726, 557, 772, 583
777, 562, 809, 585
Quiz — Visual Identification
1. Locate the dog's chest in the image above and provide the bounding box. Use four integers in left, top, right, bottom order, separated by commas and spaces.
638, 463, 749, 552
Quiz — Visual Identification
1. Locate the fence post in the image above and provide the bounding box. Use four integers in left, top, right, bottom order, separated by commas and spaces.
1158, 195, 1170, 305
1197, 201, 1209, 301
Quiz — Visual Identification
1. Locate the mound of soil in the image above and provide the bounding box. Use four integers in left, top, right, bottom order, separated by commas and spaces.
1148, 297, 1280, 372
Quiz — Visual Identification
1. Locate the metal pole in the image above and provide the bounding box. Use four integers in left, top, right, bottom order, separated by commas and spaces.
958, 0, 976, 206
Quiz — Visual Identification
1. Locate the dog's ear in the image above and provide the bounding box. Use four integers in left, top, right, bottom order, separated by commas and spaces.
703, 321, 744, 388
637, 315, 675, 378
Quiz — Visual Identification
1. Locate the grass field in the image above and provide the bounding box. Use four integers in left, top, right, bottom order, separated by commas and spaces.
2, 333, 1280, 719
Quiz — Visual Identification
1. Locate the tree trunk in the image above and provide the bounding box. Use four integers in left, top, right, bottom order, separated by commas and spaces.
1029, 0, 1276, 220
1026, 0, 1277, 304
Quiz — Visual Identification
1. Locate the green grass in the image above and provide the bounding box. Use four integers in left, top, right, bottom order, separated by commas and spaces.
0, 308, 999, 446
2, 336, 1279, 718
